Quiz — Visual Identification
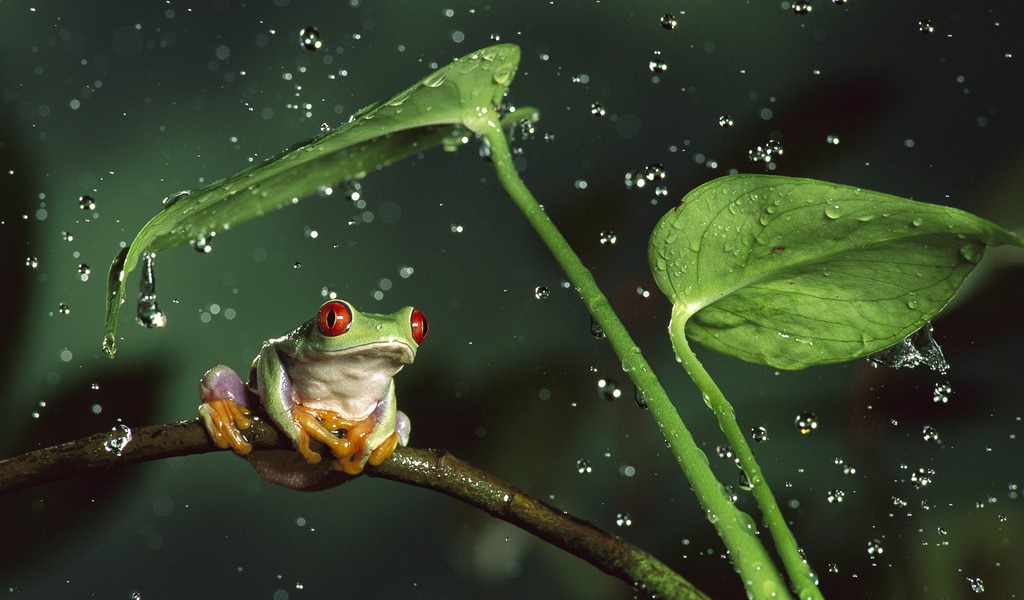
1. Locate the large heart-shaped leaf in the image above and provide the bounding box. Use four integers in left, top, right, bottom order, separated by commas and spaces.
103, 44, 522, 356
649, 175, 1024, 370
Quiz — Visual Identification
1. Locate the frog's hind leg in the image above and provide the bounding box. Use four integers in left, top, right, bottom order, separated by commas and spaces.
367, 431, 400, 466
199, 365, 254, 455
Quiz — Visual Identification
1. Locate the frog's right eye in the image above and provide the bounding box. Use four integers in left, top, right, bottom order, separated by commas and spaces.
317, 301, 352, 336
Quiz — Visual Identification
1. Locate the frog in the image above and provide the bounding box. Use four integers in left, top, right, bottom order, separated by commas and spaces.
198, 300, 427, 489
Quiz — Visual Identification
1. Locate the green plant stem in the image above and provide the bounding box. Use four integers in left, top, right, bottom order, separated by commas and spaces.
482, 122, 793, 599
671, 307, 824, 600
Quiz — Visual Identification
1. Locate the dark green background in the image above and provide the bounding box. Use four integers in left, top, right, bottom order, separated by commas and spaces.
2, 1, 1023, 598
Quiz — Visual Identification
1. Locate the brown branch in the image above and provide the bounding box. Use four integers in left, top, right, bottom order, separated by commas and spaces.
0, 420, 710, 600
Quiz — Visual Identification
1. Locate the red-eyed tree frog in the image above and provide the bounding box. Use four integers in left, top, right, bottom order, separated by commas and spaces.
199, 300, 427, 488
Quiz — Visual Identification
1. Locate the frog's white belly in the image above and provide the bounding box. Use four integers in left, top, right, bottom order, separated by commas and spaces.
285, 357, 397, 420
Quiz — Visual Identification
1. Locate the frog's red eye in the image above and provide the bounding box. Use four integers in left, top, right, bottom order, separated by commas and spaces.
317, 301, 352, 336
410, 308, 428, 344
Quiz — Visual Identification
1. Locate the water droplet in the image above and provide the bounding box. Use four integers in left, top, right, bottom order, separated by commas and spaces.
192, 233, 214, 253
643, 163, 667, 182
828, 563, 839, 573
648, 52, 667, 74
751, 426, 769, 443
911, 217, 924, 227
161, 190, 190, 207
919, 20, 935, 34
576, 459, 593, 474
300, 26, 322, 51
868, 323, 949, 372
590, 316, 605, 339
534, 286, 550, 300
660, 13, 678, 30
718, 115, 734, 127
136, 253, 167, 329
716, 445, 735, 461
826, 134, 840, 145
61, 230, 74, 242
320, 122, 331, 133
599, 230, 618, 245
748, 139, 784, 164
57, 303, 70, 316
824, 204, 843, 219
598, 377, 621, 401
967, 577, 985, 594
78, 264, 91, 281
911, 467, 935, 489
827, 489, 846, 504
450, 223, 464, 233
303, 226, 319, 239
795, 412, 819, 434
624, 168, 645, 190
933, 382, 952, 404
25, 256, 39, 269
615, 512, 632, 527
79, 195, 97, 211
866, 539, 884, 557
634, 387, 649, 410
590, 102, 606, 117
104, 423, 133, 456
792, 2, 813, 15
959, 243, 983, 263
922, 425, 941, 442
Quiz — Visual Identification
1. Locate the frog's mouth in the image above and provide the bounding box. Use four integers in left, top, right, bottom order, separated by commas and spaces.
328, 340, 415, 365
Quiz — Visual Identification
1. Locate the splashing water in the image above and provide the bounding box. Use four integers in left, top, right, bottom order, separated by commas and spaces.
867, 323, 948, 373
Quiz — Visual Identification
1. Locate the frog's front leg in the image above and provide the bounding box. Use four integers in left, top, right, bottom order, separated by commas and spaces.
257, 344, 352, 464
333, 381, 408, 475
199, 365, 254, 455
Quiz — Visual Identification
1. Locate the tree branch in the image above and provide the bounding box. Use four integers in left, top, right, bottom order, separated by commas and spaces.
0, 419, 710, 600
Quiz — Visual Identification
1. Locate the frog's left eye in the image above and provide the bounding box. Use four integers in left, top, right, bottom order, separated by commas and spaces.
410, 308, 428, 344
317, 301, 352, 336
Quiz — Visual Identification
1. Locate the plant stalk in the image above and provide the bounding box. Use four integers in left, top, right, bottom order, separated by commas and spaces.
670, 307, 824, 600
483, 122, 793, 599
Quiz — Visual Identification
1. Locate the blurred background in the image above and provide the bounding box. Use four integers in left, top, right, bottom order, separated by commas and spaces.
2, 1, 1023, 598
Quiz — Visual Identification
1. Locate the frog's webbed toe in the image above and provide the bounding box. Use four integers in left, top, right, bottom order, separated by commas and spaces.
291, 405, 355, 464
367, 431, 400, 467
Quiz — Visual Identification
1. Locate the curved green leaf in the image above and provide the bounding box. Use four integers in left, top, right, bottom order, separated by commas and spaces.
103, 44, 522, 356
649, 174, 1024, 370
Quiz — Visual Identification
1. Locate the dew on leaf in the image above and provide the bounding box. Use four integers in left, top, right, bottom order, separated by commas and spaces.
634, 387, 648, 410
867, 323, 948, 373
824, 204, 843, 219
161, 190, 190, 207
103, 423, 133, 456
590, 316, 605, 339
136, 253, 166, 329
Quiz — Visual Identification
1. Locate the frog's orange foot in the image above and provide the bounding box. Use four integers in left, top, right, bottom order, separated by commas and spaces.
368, 431, 400, 467
292, 405, 355, 464
199, 399, 253, 455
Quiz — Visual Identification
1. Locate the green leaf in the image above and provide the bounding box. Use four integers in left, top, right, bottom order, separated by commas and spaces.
102, 44, 523, 356
649, 174, 1024, 370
